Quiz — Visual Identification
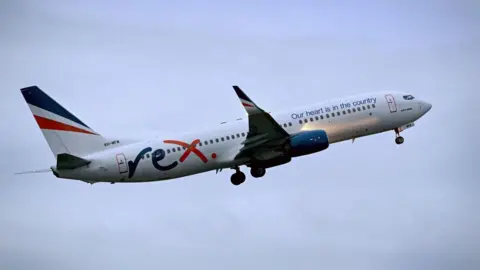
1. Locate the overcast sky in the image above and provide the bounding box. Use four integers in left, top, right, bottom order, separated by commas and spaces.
1, 1, 479, 269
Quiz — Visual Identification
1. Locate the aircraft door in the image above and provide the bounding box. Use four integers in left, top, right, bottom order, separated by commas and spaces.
116, 154, 129, 174
385, 94, 397, 113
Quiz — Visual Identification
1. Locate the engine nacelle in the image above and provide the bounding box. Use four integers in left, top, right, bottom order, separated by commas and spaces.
288, 130, 329, 157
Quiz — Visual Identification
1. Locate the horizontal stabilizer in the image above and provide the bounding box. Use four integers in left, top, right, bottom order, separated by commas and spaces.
56, 153, 91, 170
14, 168, 52, 175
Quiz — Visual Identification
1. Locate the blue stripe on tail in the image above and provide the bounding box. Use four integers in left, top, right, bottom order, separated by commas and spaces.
21, 86, 90, 129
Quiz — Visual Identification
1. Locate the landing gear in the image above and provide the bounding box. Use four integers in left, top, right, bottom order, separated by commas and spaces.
229, 166, 266, 185
395, 136, 404, 145
230, 168, 246, 185
394, 128, 404, 145
250, 167, 266, 178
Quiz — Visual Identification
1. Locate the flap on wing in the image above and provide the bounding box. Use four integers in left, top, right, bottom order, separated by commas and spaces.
56, 153, 91, 170
241, 133, 269, 145
239, 138, 270, 152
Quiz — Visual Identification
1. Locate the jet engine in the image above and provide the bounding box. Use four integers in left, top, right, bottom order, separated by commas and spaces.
288, 130, 329, 157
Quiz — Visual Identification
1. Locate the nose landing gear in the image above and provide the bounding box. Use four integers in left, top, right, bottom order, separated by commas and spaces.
394, 128, 404, 145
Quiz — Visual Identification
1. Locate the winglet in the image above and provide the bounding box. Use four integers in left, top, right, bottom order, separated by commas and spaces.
232, 85, 263, 114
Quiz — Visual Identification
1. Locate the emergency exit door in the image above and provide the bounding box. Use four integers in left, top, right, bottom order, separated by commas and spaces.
385, 94, 397, 113
116, 154, 129, 174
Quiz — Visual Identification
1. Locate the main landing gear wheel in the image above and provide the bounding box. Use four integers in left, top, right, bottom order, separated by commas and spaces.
250, 167, 266, 178
230, 171, 246, 185
394, 128, 404, 145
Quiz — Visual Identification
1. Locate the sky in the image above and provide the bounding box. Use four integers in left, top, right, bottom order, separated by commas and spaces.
1, 0, 479, 269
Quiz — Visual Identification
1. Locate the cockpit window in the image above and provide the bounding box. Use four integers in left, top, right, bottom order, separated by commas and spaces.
403, 95, 415, 100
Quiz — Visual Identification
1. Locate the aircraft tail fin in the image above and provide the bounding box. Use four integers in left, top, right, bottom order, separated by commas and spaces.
21, 86, 113, 158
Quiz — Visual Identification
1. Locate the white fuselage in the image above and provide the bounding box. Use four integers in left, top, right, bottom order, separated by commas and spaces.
53, 91, 431, 183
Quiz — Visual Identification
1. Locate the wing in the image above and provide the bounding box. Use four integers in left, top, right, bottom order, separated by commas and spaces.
233, 86, 290, 160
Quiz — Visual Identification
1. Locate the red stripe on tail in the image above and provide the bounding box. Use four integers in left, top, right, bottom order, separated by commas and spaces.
33, 115, 97, 135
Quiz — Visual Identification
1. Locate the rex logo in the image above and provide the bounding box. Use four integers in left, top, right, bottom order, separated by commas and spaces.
127, 139, 213, 178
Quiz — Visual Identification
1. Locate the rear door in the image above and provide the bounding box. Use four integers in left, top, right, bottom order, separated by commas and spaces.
116, 154, 129, 174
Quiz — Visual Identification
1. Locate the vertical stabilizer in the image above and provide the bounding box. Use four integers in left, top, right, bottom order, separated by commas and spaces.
21, 86, 109, 157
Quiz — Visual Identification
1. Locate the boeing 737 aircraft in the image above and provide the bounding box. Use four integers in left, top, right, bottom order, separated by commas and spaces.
17, 85, 431, 185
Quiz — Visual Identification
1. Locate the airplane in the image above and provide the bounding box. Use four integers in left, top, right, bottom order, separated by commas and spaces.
16, 85, 431, 185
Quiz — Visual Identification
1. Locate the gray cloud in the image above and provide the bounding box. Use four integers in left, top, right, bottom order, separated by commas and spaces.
0, 1, 478, 269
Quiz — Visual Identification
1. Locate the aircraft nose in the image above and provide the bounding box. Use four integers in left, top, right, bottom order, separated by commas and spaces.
419, 101, 432, 115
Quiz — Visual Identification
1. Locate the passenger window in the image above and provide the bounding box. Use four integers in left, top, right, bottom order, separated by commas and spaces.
372, 104, 376, 108
304, 119, 308, 123
242, 132, 246, 137
210, 140, 214, 144
146, 154, 150, 159
326, 114, 330, 118
320, 115, 324, 119
199, 142, 202, 146
362, 106, 366, 110
231, 135, 235, 139
367, 105, 371, 109
342, 111, 346, 115
177, 147, 181, 151
288, 122, 292, 126
299, 120, 303, 124
216, 138, 219, 143
315, 116, 319, 121
337, 112, 340, 116
221, 137, 224, 141
172, 148, 176, 152
310, 117, 314, 122
352, 108, 356, 112
226, 136, 230, 140
331, 113, 335, 117
204, 141, 208, 145
348, 109, 351, 113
